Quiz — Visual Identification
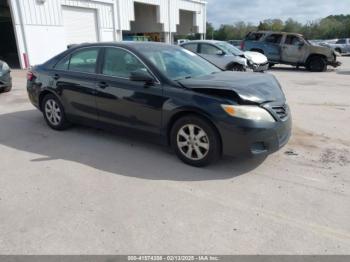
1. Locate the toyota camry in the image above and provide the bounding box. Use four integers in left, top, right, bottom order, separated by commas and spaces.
27, 42, 291, 167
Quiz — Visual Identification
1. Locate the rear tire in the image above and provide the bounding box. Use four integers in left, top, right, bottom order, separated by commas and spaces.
170, 115, 221, 167
306, 56, 327, 72
42, 94, 70, 131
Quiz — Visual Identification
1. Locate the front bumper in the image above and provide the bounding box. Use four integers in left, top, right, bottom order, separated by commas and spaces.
328, 60, 342, 68
250, 62, 269, 72
218, 114, 292, 157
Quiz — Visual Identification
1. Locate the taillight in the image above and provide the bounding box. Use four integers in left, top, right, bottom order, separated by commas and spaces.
27, 71, 35, 81
240, 41, 245, 50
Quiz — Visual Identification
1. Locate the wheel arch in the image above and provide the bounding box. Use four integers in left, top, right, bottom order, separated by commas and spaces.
305, 53, 327, 64
166, 109, 223, 153
38, 90, 61, 112
225, 61, 244, 71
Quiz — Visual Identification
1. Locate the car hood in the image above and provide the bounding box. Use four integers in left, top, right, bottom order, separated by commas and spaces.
178, 71, 285, 104
244, 51, 268, 64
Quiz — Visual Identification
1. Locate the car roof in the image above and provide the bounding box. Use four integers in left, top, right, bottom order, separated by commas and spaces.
252, 31, 304, 37
181, 40, 225, 45
68, 41, 177, 50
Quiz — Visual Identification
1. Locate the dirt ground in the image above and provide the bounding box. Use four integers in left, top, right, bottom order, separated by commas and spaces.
0, 57, 349, 254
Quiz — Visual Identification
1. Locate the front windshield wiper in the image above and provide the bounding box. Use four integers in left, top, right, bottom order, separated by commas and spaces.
174, 75, 193, 81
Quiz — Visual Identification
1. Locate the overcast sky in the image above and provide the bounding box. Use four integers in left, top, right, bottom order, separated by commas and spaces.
206, 0, 350, 27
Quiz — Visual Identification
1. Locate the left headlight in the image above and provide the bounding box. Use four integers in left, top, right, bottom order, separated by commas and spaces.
221, 105, 275, 122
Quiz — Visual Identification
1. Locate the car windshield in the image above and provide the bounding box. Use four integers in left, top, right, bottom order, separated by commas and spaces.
136, 45, 221, 81
216, 42, 244, 56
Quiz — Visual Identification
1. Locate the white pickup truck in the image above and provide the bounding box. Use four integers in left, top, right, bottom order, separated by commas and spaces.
325, 39, 350, 54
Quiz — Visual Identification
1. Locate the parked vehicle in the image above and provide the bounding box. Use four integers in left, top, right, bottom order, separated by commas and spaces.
323, 38, 350, 54
228, 40, 242, 49
242, 31, 341, 72
177, 39, 189, 45
180, 40, 269, 72
27, 42, 291, 167
0, 60, 12, 93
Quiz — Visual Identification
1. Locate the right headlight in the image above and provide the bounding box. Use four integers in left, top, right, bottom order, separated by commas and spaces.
221, 105, 275, 122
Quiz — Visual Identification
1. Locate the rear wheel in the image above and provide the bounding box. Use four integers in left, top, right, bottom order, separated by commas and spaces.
170, 115, 221, 167
42, 94, 70, 130
306, 56, 327, 72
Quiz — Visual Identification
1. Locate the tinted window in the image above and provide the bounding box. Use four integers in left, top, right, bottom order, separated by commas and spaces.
69, 49, 98, 73
200, 44, 221, 55
55, 56, 70, 70
136, 45, 221, 81
102, 48, 147, 78
265, 34, 283, 44
336, 39, 346, 44
285, 35, 303, 46
246, 33, 264, 41
182, 43, 198, 53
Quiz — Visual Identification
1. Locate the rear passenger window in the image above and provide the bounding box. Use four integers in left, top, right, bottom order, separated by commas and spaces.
246, 33, 264, 41
265, 34, 283, 44
69, 48, 98, 73
182, 43, 198, 53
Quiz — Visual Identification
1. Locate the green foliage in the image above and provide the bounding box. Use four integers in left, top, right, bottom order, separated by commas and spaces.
207, 15, 350, 40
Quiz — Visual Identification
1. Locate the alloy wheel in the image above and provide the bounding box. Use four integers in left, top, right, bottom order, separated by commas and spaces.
45, 99, 62, 126
177, 124, 210, 161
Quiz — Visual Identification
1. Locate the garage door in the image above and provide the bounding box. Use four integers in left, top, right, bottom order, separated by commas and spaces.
62, 6, 98, 45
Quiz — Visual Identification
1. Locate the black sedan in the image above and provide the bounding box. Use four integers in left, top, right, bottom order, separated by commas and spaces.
0, 60, 12, 93
27, 42, 292, 167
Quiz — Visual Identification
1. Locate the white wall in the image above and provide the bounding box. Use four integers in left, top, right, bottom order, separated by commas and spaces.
8, 0, 116, 67
129, 2, 163, 33
8, 0, 207, 68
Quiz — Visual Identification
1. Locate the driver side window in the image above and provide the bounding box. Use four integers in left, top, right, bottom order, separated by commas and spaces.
200, 44, 221, 55
285, 35, 303, 46
102, 48, 147, 78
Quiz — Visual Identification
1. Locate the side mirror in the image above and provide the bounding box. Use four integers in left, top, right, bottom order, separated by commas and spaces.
216, 50, 225, 56
298, 42, 305, 48
130, 70, 155, 84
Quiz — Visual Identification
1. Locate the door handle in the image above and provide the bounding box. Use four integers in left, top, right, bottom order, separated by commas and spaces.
97, 82, 108, 89
53, 74, 60, 80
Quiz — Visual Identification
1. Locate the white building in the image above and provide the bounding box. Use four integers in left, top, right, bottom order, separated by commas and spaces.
0, 0, 207, 68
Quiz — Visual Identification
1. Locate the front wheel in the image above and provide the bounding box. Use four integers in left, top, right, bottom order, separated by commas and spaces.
227, 63, 246, 72
42, 94, 70, 130
306, 56, 327, 72
170, 115, 221, 167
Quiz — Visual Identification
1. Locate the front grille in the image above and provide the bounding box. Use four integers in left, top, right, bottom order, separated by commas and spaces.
272, 105, 288, 120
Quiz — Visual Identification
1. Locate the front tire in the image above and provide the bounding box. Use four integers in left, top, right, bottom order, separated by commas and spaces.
170, 115, 221, 167
306, 56, 327, 72
42, 94, 70, 130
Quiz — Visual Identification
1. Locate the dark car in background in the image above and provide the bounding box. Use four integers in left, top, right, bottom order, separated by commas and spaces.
27, 42, 291, 167
0, 60, 12, 93
242, 31, 341, 72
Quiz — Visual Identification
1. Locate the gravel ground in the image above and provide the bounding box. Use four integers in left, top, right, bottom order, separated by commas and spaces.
0, 57, 349, 254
